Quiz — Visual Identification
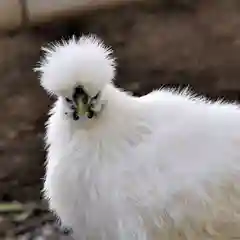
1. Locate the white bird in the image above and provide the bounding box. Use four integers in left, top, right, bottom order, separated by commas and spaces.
36, 35, 240, 240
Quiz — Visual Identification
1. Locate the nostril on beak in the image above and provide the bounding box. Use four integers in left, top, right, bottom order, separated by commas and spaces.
82, 94, 88, 104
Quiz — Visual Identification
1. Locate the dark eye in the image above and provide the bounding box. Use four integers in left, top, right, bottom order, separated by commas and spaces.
65, 97, 74, 105
92, 92, 100, 100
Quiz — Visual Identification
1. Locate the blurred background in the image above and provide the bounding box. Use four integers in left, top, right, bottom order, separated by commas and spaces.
1, 0, 240, 239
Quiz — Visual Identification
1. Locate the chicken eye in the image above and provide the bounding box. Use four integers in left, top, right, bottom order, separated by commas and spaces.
65, 97, 72, 103
92, 91, 100, 100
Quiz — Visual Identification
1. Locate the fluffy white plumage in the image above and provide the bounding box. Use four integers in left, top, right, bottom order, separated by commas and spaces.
37, 35, 240, 240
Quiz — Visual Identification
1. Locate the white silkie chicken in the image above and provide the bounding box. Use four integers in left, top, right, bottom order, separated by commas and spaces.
36, 35, 240, 240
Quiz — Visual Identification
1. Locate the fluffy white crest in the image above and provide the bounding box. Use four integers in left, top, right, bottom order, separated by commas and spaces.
35, 35, 116, 97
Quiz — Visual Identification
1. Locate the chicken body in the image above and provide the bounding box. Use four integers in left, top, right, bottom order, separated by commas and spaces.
39, 36, 240, 240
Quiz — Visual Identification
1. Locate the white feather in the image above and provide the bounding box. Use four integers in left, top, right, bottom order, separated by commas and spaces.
38, 35, 240, 240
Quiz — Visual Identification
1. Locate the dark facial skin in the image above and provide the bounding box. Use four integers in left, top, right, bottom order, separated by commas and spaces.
65, 86, 101, 120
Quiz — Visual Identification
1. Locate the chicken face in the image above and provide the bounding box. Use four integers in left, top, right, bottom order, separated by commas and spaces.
64, 85, 103, 120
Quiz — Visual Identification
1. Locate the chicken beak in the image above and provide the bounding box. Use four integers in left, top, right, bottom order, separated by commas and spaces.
76, 97, 89, 116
